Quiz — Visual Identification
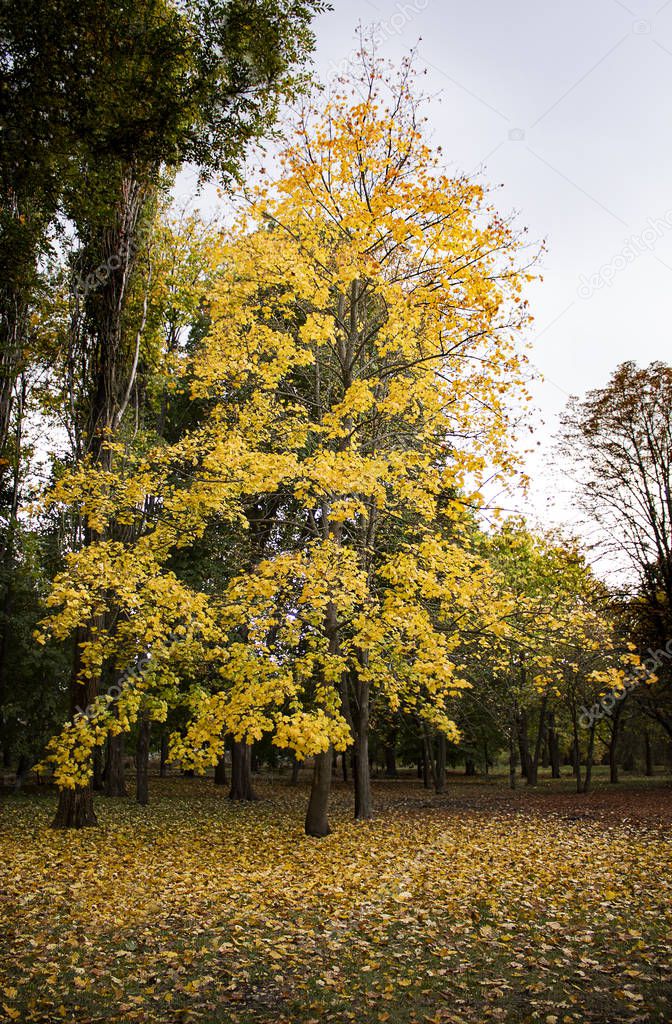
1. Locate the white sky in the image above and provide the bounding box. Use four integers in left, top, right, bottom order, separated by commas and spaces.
178, 0, 672, 570
308, 0, 672, 544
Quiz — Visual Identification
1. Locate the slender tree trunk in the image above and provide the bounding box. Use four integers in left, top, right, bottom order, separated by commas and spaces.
353, 683, 372, 819
548, 711, 561, 778
136, 713, 150, 805
0, 379, 25, 769
517, 710, 531, 779
483, 739, 490, 776
159, 732, 169, 777
214, 752, 227, 786
290, 755, 301, 786
435, 732, 446, 793
305, 747, 333, 837
583, 723, 596, 793
92, 744, 103, 791
508, 724, 517, 790
384, 736, 398, 778
571, 713, 582, 794
341, 751, 348, 782
644, 729, 654, 776
527, 694, 548, 786
52, 627, 98, 828
609, 703, 623, 784
104, 731, 127, 797
229, 741, 257, 801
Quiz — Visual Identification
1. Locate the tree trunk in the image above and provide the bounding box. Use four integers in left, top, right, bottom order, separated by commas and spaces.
548, 711, 561, 778
572, 715, 582, 794
104, 731, 127, 797
465, 757, 476, 776
290, 755, 301, 786
159, 732, 169, 777
92, 745, 103, 791
52, 626, 98, 828
353, 679, 372, 819
527, 694, 548, 786
583, 723, 596, 794
305, 747, 333, 837
609, 704, 623, 784
508, 725, 517, 790
214, 752, 227, 786
52, 786, 98, 828
517, 709, 531, 779
136, 713, 150, 806
341, 751, 348, 782
384, 739, 398, 778
644, 729, 654, 776
229, 741, 257, 801
434, 732, 446, 793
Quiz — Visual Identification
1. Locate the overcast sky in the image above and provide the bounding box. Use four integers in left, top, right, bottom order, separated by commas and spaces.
306, 0, 672, 538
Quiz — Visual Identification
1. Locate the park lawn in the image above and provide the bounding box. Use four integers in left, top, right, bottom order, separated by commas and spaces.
1, 775, 671, 1024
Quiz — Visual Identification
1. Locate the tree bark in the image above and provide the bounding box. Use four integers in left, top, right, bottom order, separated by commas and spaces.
229, 741, 257, 801
136, 713, 150, 805
52, 626, 98, 828
608, 703, 623, 784
353, 680, 372, 819
104, 731, 127, 797
583, 723, 596, 793
548, 711, 561, 779
527, 694, 548, 786
644, 729, 654, 776
384, 737, 398, 778
435, 732, 446, 793
52, 786, 98, 828
290, 755, 301, 786
508, 723, 517, 790
305, 747, 333, 837
214, 752, 227, 786
159, 732, 169, 777
517, 709, 531, 779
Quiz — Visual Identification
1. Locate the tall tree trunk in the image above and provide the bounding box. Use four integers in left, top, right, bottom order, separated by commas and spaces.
159, 732, 169, 777
583, 723, 596, 794
229, 741, 257, 801
341, 751, 348, 782
214, 752, 227, 786
508, 722, 517, 790
435, 732, 446, 793
305, 747, 333, 837
517, 710, 531, 779
609, 703, 623, 784
644, 729, 654, 776
548, 711, 561, 778
571, 712, 582, 794
136, 713, 150, 805
527, 694, 548, 786
52, 627, 98, 828
0, 377, 25, 769
353, 678, 372, 819
290, 755, 301, 786
384, 735, 398, 778
104, 731, 127, 797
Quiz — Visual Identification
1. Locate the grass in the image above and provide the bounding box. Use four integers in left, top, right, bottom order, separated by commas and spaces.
1, 771, 671, 1023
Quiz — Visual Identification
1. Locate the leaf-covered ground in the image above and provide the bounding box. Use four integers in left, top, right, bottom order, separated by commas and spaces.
1, 775, 671, 1024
